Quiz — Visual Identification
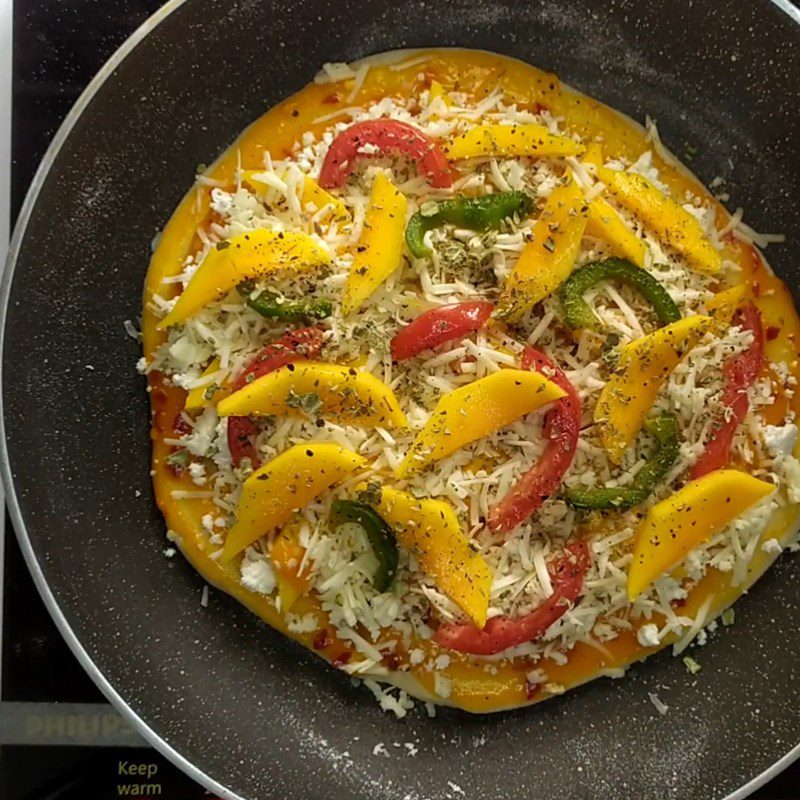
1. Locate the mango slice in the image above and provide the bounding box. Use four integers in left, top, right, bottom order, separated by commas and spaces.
595, 315, 713, 463
573, 144, 647, 267
706, 284, 748, 332
628, 470, 776, 599
564, 142, 647, 267
375, 487, 492, 627
217, 361, 407, 428
158, 229, 331, 329
497, 183, 589, 320
444, 124, 584, 161
184, 358, 229, 412
221, 443, 367, 562
341, 172, 408, 315
397, 369, 566, 477
597, 167, 722, 275
580, 143, 604, 168
270, 526, 311, 612
586, 199, 647, 267
243, 170, 351, 223
303, 175, 351, 223
428, 80, 452, 108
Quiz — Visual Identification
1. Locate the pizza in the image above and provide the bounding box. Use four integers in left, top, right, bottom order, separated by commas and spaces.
141, 50, 800, 714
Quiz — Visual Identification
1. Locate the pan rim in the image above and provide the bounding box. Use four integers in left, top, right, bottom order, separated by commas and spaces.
1, 2, 799, 799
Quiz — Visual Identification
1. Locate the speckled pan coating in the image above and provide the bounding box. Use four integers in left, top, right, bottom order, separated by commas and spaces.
2, 1, 799, 798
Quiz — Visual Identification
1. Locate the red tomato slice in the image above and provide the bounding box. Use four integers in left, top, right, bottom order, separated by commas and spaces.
691, 304, 764, 479
232, 327, 325, 391
434, 541, 590, 656
487, 347, 581, 533
227, 416, 261, 469
390, 301, 494, 361
227, 327, 325, 467
318, 120, 452, 189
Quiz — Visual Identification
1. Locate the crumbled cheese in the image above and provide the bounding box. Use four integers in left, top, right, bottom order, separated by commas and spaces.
240, 554, 276, 595
761, 538, 783, 555
433, 654, 451, 670
782, 456, 800, 503
526, 668, 547, 686
286, 613, 319, 633
649, 692, 669, 715
188, 462, 207, 485
433, 673, 452, 698
601, 667, 627, 679
762, 423, 798, 459
315, 62, 357, 84
362, 679, 415, 718
637, 624, 661, 648
124, 319, 141, 340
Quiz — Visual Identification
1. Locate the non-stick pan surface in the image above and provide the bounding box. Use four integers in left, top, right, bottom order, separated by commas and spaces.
3, 1, 800, 798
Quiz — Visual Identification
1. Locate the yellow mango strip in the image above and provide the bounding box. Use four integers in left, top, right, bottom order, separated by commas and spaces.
221, 443, 368, 562
375, 487, 492, 627
580, 142, 604, 167
184, 358, 229, 412
586, 199, 647, 267
595, 315, 713, 463
444, 124, 584, 161
158, 229, 331, 329
597, 167, 722, 275
628, 470, 776, 600
217, 361, 407, 428
242, 170, 351, 224
143, 192, 209, 357
341, 173, 408, 315
397, 369, 565, 477
497, 183, 589, 320
303, 176, 351, 222
569, 144, 646, 267
706, 284, 748, 332
270, 527, 311, 612
428, 80, 451, 107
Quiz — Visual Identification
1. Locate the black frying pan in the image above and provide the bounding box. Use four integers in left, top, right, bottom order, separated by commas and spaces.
3, 1, 800, 798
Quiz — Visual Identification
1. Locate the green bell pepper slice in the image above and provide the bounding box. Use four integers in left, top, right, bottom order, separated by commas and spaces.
565, 414, 679, 510
329, 499, 399, 592
406, 190, 535, 258
560, 257, 681, 329
239, 284, 332, 321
